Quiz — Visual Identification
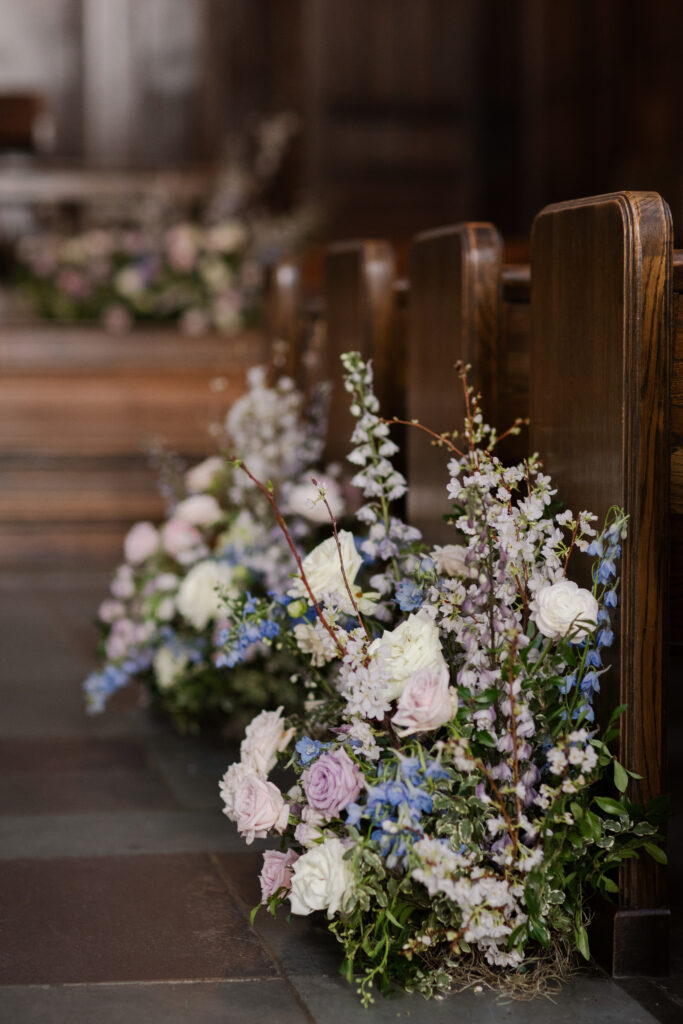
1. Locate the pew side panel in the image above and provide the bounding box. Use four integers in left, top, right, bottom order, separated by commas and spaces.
671, 253, 683, 635
407, 223, 503, 542
323, 240, 397, 465
266, 258, 305, 385
530, 191, 672, 974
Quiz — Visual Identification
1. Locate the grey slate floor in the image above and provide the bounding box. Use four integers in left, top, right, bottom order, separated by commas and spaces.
0, 570, 681, 1023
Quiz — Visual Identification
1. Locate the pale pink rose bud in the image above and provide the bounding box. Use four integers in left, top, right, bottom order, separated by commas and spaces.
161, 518, 202, 558
105, 618, 137, 660
301, 747, 363, 819
240, 707, 295, 777
124, 521, 160, 565
110, 565, 135, 599
391, 663, 456, 737
98, 598, 125, 624
259, 849, 299, 903
219, 763, 289, 845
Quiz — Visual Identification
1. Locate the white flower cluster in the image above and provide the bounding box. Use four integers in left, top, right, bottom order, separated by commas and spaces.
226, 368, 329, 507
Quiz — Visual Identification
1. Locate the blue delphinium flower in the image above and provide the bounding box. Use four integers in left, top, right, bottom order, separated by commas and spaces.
295, 736, 331, 765
395, 578, 423, 612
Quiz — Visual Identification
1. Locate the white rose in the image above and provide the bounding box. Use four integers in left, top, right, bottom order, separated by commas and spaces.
286, 476, 345, 524
289, 837, 354, 917
240, 707, 295, 777
369, 611, 447, 702
176, 559, 237, 630
153, 645, 189, 691
219, 762, 289, 844
288, 530, 375, 615
124, 521, 160, 565
531, 579, 599, 642
185, 455, 224, 494
392, 663, 456, 736
174, 494, 223, 527
431, 544, 469, 577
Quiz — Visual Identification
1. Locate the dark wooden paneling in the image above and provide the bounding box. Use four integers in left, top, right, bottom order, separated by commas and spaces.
530, 191, 672, 966
323, 240, 397, 464
407, 223, 502, 542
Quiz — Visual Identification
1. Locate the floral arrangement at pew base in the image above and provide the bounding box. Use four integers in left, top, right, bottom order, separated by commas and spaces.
218, 353, 665, 1004
83, 365, 343, 735
14, 114, 314, 336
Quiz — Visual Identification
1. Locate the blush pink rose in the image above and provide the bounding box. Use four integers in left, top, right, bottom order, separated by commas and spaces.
259, 849, 299, 903
124, 521, 160, 565
301, 747, 363, 819
219, 763, 289, 845
161, 518, 202, 559
392, 663, 456, 736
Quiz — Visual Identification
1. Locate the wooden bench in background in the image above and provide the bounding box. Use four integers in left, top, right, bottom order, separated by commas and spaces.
0, 325, 265, 570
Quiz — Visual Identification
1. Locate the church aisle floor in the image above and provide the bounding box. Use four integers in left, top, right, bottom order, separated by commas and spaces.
0, 571, 679, 1024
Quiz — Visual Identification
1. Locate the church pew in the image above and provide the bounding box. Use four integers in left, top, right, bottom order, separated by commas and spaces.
405, 223, 503, 541
529, 191, 674, 975
323, 240, 399, 465
400, 193, 679, 976
0, 325, 262, 569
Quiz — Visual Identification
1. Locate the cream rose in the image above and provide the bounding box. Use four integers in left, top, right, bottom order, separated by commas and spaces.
286, 476, 345, 524
124, 521, 160, 565
431, 543, 469, 577
153, 645, 189, 691
392, 663, 456, 736
288, 530, 375, 614
240, 707, 295, 777
531, 579, 599, 642
176, 559, 236, 630
289, 837, 354, 917
369, 610, 447, 702
185, 455, 224, 494
174, 494, 223, 527
219, 762, 289, 844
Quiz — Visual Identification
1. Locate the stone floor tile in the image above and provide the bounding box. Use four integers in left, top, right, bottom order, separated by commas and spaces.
0, 811, 254, 859
0, 737, 180, 813
0, 853, 277, 985
145, 728, 240, 811
0, 980, 312, 1024
290, 970, 661, 1024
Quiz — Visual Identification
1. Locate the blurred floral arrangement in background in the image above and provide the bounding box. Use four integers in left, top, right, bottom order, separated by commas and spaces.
218, 353, 665, 1004
84, 363, 343, 733
14, 113, 315, 335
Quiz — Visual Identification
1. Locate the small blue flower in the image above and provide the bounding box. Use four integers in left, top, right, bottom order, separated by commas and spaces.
580, 670, 601, 697
597, 627, 614, 648
345, 802, 364, 827
604, 589, 619, 608
559, 674, 576, 695
597, 559, 616, 584
574, 703, 595, 723
587, 539, 604, 557
295, 736, 330, 765
586, 648, 602, 668
394, 579, 423, 612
